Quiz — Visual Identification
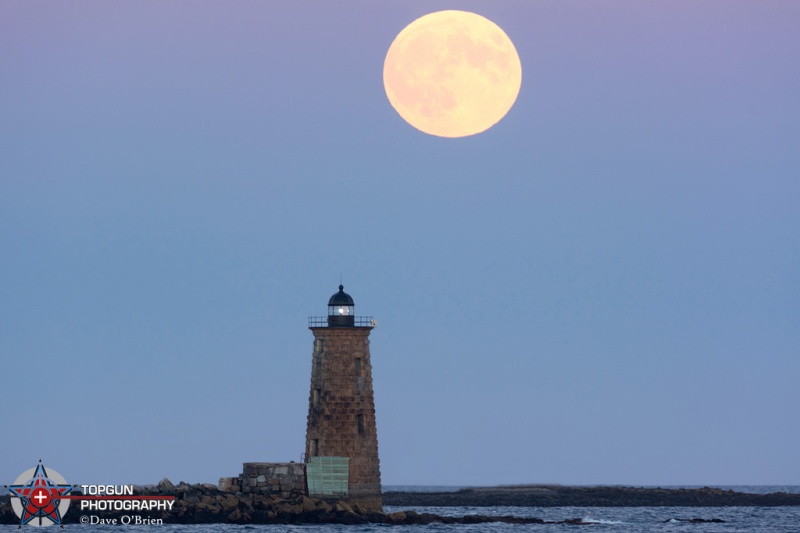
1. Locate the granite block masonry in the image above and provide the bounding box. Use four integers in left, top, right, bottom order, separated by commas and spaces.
219, 462, 306, 499
305, 326, 381, 510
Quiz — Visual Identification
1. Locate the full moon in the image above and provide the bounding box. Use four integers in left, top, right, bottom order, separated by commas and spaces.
383, 10, 522, 138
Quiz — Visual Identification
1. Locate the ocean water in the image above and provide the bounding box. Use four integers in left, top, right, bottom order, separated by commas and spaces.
2, 507, 800, 532
2, 487, 798, 532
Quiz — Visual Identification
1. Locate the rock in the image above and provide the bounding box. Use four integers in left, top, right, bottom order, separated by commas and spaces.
335, 501, 354, 513
251, 495, 271, 510
277, 501, 302, 514
301, 496, 317, 512
316, 500, 332, 512
182, 489, 201, 503
338, 511, 366, 525
388, 511, 406, 522
366, 511, 390, 523
157, 478, 175, 492
196, 501, 221, 515
220, 496, 238, 510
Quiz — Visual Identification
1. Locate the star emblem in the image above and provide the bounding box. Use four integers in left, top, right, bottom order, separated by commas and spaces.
7, 461, 73, 527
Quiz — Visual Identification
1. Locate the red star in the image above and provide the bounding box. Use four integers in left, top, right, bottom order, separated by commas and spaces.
7, 462, 73, 526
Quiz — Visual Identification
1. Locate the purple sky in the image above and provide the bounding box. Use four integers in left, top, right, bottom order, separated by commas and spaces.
2, 1, 799, 487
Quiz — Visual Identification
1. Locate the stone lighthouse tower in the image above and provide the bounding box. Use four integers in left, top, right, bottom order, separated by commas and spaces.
305, 285, 382, 511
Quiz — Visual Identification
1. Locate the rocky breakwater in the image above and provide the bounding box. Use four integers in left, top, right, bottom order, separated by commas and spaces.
0, 479, 589, 526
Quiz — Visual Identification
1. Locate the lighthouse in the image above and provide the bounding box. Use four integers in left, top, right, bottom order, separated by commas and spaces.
305, 285, 382, 511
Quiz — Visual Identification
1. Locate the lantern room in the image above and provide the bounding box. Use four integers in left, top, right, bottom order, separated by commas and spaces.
327, 284, 355, 327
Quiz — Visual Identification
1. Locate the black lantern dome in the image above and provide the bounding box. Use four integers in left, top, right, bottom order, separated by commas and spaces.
328, 285, 355, 327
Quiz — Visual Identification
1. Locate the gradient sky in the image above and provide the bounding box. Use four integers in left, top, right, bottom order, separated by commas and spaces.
2, 1, 798, 488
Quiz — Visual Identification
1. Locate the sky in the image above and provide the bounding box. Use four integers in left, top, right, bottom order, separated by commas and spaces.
2, 1, 799, 488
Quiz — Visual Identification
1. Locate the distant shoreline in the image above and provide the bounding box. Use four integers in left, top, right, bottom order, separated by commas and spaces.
383, 484, 800, 507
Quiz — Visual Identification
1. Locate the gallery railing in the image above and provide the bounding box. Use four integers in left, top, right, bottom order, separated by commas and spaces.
308, 316, 376, 328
